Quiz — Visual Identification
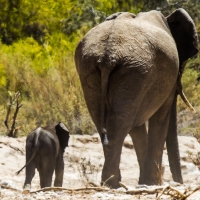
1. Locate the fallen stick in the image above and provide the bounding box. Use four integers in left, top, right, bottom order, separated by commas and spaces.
0, 142, 24, 155
184, 185, 200, 199
167, 186, 186, 199
30, 186, 109, 194
127, 187, 163, 195
1, 185, 22, 193
3, 183, 199, 200
156, 185, 187, 200
156, 185, 170, 200
119, 182, 128, 190
88, 182, 99, 187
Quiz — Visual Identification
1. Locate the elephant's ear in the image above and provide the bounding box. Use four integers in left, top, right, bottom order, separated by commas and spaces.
55, 122, 70, 149
166, 8, 199, 66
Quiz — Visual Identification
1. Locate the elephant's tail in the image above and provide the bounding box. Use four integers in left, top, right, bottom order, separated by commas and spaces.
15, 128, 41, 175
100, 68, 110, 145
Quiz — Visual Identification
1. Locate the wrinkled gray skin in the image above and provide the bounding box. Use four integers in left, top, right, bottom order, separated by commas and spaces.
16, 122, 70, 192
75, 9, 199, 188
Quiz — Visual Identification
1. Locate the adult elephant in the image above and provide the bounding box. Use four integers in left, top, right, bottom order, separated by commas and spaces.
75, 8, 198, 188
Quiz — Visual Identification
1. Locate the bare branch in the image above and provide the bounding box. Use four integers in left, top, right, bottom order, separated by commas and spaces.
119, 182, 128, 191
4, 91, 22, 137
30, 186, 109, 194
1, 185, 22, 193
0, 141, 24, 155
127, 187, 164, 195
184, 186, 200, 199
9, 96, 22, 137
156, 185, 194, 200
4, 96, 12, 131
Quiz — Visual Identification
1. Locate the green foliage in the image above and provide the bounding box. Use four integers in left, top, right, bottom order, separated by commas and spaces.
178, 66, 200, 111
0, 0, 76, 44
0, 62, 6, 87
160, 0, 200, 21
0, 32, 94, 135
0, 0, 199, 136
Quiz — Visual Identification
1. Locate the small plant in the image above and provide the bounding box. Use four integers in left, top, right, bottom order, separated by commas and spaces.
77, 157, 101, 186
188, 129, 200, 169
193, 128, 200, 143
188, 151, 200, 170
101, 175, 115, 188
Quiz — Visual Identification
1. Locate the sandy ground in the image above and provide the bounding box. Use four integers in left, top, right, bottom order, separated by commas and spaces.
1, 133, 200, 199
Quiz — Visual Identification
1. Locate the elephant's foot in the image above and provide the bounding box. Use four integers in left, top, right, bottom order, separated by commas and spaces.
101, 126, 125, 189
23, 184, 31, 194
101, 168, 121, 189
54, 182, 62, 187
101, 177, 121, 189
139, 165, 164, 185
139, 175, 162, 185
139, 177, 162, 186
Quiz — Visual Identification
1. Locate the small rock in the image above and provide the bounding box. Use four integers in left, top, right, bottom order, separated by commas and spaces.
36, 195, 45, 200
116, 187, 126, 192
0, 180, 15, 188
169, 181, 181, 187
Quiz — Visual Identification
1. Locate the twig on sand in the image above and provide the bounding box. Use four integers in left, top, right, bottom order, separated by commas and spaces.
29, 185, 200, 198
119, 182, 128, 190
30, 186, 110, 194
156, 185, 170, 200
127, 187, 163, 195
2, 183, 200, 200
125, 184, 199, 200
156, 185, 200, 200
88, 182, 99, 187
101, 175, 114, 187
1, 185, 22, 193
156, 185, 186, 200
0, 141, 24, 155
183, 185, 200, 200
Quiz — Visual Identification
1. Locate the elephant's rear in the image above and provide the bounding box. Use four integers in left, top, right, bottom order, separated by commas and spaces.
75, 23, 112, 130
75, 11, 178, 74
27, 127, 59, 160
75, 12, 179, 128
75, 10, 199, 188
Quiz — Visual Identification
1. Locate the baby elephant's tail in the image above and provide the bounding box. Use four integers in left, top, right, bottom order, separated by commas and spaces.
15, 128, 40, 175
15, 150, 38, 175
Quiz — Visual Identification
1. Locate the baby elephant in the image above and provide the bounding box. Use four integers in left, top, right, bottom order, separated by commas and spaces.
16, 122, 70, 193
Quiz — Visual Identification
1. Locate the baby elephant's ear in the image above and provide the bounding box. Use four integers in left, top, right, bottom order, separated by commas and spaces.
166, 8, 199, 66
55, 122, 70, 149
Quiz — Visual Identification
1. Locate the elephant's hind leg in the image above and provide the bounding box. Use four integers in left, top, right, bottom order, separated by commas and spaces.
23, 150, 36, 193
54, 151, 64, 187
139, 94, 174, 185
102, 139, 125, 188
129, 124, 147, 180
38, 155, 56, 188
23, 161, 36, 192
101, 113, 129, 188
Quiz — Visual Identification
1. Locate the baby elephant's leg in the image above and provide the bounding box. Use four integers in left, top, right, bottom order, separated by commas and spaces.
38, 155, 56, 188
23, 151, 36, 194
54, 151, 64, 187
